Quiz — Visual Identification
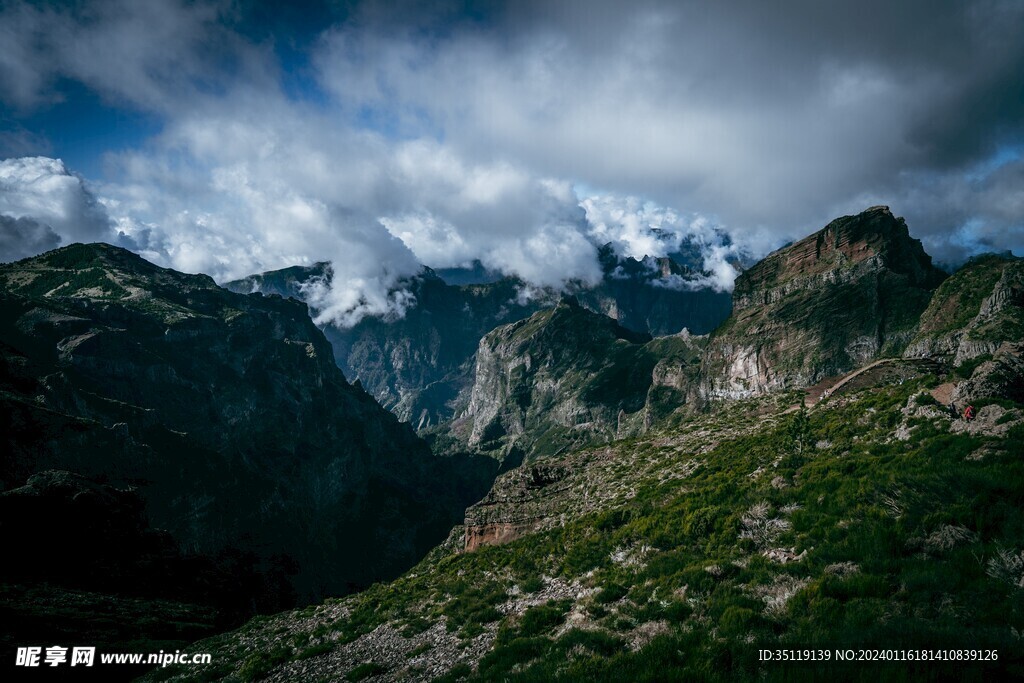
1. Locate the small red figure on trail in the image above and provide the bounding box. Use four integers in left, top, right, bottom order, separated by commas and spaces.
964, 405, 975, 422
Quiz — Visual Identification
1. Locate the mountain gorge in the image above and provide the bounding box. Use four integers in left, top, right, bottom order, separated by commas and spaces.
142, 207, 1024, 682
0, 244, 495, 664
225, 245, 732, 431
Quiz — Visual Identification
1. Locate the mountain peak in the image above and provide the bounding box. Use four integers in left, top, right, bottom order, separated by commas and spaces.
701, 208, 947, 398
733, 207, 943, 311
1, 242, 221, 302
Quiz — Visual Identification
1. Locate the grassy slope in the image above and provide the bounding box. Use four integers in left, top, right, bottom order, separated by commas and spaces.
914, 255, 1023, 344
152, 371, 1024, 682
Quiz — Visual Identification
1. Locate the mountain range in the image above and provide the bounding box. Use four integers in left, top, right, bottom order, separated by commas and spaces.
224, 243, 733, 431
2, 206, 1022, 681
0, 244, 495, 674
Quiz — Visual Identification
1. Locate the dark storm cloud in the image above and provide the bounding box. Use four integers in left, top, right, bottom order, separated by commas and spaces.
315, 0, 1023, 246
0, 0, 1021, 322
0, 0, 267, 112
0, 214, 61, 262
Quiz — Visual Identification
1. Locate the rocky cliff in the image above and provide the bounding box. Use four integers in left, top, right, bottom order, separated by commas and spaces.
903, 253, 1024, 408
446, 298, 705, 461
0, 244, 495, 611
226, 249, 731, 430
699, 206, 946, 399
905, 253, 1023, 364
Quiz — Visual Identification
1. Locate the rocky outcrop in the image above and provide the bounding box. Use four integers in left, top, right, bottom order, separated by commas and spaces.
905, 254, 1023, 364
463, 464, 571, 550
452, 298, 664, 460
0, 243, 495, 610
700, 207, 946, 399
951, 342, 1024, 406
226, 248, 731, 429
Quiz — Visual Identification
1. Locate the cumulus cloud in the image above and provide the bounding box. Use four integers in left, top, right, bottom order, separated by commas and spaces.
0, 156, 113, 248
1, 0, 1021, 324
581, 195, 741, 291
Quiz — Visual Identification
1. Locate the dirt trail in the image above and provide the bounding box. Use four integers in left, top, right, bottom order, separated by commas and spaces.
786, 358, 943, 413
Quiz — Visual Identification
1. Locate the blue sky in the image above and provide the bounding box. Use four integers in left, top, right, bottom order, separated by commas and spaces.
0, 0, 1022, 321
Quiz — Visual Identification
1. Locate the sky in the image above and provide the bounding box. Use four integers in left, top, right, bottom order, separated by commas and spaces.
0, 0, 1022, 325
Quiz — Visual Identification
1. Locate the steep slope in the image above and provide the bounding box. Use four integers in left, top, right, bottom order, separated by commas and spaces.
444, 298, 705, 462
700, 206, 946, 399
906, 253, 1023, 363
149, 366, 1024, 682
0, 243, 495, 611
226, 250, 731, 429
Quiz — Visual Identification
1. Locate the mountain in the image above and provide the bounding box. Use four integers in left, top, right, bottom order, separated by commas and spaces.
444, 297, 705, 461
906, 253, 1023, 363
150, 364, 1024, 683
0, 244, 495, 616
905, 253, 1024, 407
226, 248, 731, 429
146, 210, 1024, 682
700, 206, 947, 400
227, 266, 546, 429
579, 244, 735, 337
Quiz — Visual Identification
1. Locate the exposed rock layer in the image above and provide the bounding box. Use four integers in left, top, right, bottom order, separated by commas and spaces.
700, 207, 946, 399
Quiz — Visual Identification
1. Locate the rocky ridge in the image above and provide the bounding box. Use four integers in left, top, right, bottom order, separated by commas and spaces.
0, 243, 495, 611
226, 247, 732, 429
444, 297, 705, 461
699, 206, 946, 399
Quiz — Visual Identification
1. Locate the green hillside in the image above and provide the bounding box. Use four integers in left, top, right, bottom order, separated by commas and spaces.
147, 366, 1024, 682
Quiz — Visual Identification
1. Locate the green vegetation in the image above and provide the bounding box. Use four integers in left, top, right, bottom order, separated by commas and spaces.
915, 255, 1023, 344
346, 662, 387, 681
178, 371, 1024, 682
238, 645, 291, 682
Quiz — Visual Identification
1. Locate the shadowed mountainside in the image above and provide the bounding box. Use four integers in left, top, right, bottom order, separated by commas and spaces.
225, 247, 732, 430
0, 244, 496, 614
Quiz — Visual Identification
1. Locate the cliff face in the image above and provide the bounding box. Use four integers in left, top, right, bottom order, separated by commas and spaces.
905, 253, 1023, 364
699, 207, 946, 399
0, 244, 494, 608
462, 298, 653, 459
447, 298, 705, 461
226, 250, 731, 430
904, 254, 1024, 408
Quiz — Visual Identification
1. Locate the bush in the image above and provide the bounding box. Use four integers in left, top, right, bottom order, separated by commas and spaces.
346, 662, 386, 681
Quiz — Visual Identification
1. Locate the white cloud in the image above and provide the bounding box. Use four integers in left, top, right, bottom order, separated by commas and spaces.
581, 194, 743, 292
0, 156, 113, 249
2, 0, 1022, 315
